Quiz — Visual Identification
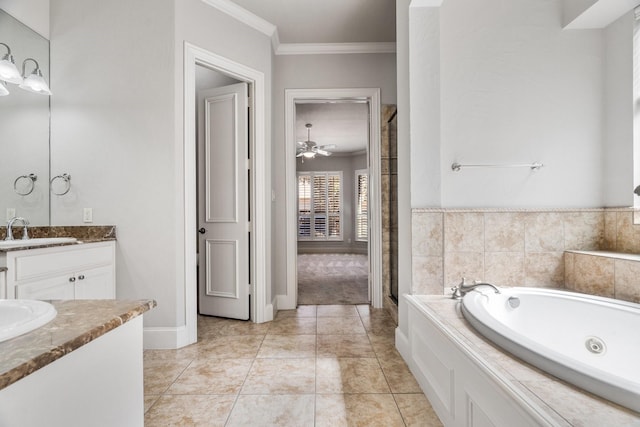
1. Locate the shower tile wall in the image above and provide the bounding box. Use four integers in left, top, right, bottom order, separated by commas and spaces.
411, 208, 640, 301
381, 105, 398, 323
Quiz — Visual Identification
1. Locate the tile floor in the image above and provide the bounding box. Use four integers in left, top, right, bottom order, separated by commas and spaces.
143, 304, 443, 426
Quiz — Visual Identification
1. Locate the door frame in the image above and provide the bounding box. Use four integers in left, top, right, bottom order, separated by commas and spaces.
184, 42, 270, 345
280, 88, 383, 309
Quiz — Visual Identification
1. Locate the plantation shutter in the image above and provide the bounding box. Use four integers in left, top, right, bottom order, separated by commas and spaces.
355, 170, 368, 242
297, 174, 311, 238
297, 171, 342, 241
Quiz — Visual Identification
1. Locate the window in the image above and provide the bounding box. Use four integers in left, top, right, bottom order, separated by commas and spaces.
355, 169, 368, 242
297, 171, 343, 240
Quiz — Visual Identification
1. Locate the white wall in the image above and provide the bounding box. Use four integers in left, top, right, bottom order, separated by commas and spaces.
410, 0, 605, 209
396, 0, 412, 347
604, 11, 634, 206
272, 53, 397, 296
409, 5, 441, 207
49, 0, 273, 335
0, 0, 49, 39
50, 0, 176, 328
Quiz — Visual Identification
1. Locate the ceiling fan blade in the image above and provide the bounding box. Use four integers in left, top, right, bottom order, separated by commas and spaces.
318, 144, 337, 150
296, 152, 305, 158
316, 149, 332, 156
296, 141, 307, 147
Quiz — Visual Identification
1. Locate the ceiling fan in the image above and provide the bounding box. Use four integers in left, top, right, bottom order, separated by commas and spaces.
296, 123, 336, 160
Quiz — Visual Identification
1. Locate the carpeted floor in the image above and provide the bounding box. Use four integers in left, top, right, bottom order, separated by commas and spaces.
297, 253, 369, 305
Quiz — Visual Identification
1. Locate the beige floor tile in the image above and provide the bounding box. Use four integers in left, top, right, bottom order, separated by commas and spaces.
394, 393, 444, 427
317, 334, 375, 358
144, 346, 198, 363
317, 316, 366, 334
226, 394, 315, 427
316, 357, 390, 393
317, 304, 360, 317
356, 304, 372, 316
267, 317, 317, 334
144, 394, 236, 426
194, 335, 264, 359
167, 358, 253, 395
144, 304, 425, 426
379, 355, 422, 393
361, 315, 397, 336
315, 393, 405, 427
369, 334, 399, 357
257, 334, 316, 358
197, 315, 227, 339
144, 394, 160, 414
144, 359, 191, 394
241, 358, 316, 394
276, 305, 317, 318
213, 317, 271, 336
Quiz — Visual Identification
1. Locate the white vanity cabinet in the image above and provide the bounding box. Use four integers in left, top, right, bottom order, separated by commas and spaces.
3, 241, 116, 300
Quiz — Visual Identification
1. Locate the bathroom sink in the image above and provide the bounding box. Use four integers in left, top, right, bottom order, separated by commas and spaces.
0, 299, 57, 342
0, 237, 77, 249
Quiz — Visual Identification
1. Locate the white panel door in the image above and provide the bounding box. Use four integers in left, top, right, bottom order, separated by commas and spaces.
197, 82, 249, 320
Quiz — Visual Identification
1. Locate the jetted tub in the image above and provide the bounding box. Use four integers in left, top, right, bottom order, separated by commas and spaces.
461, 287, 640, 413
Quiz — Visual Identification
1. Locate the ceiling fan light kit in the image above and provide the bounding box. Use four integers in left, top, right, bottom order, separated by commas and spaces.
296, 123, 336, 161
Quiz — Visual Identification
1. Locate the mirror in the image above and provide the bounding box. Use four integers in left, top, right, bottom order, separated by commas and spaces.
0, 8, 50, 226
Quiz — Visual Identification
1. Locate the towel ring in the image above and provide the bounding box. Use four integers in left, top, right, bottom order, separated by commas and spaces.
14, 174, 38, 196
50, 173, 71, 196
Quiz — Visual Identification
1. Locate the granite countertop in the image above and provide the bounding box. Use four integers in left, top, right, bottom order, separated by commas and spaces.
415, 296, 640, 426
0, 225, 117, 253
0, 299, 156, 390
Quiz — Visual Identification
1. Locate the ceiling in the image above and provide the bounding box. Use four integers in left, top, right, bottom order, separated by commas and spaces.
295, 103, 369, 154
227, 0, 392, 155
230, 0, 396, 44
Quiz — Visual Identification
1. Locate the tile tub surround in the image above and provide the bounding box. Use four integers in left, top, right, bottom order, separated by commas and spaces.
565, 251, 640, 304
406, 296, 640, 426
411, 208, 640, 295
144, 305, 443, 426
0, 299, 156, 390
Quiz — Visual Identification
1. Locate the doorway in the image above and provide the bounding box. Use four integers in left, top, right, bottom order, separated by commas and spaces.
295, 102, 370, 305
183, 43, 270, 347
195, 66, 249, 320
281, 88, 382, 310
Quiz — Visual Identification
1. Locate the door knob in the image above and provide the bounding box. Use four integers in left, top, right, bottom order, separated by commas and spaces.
198, 228, 206, 234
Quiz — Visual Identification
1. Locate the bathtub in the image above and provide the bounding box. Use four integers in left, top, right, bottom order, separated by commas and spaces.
461, 287, 640, 413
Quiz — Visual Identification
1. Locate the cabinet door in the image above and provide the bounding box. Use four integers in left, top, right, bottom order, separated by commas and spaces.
75, 266, 115, 299
16, 276, 75, 300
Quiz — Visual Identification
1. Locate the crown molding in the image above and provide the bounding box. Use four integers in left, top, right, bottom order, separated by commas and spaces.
410, 0, 445, 7
276, 42, 396, 56
201, 0, 277, 38
201, 0, 396, 55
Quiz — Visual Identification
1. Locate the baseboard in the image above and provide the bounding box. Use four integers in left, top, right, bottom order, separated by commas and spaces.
277, 293, 296, 310
264, 300, 276, 322
143, 325, 191, 350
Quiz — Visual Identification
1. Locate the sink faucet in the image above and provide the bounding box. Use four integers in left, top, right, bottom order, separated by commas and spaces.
5, 217, 30, 241
451, 277, 500, 299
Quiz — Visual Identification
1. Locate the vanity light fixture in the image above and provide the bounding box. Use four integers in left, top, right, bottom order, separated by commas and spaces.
19, 58, 51, 95
0, 42, 23, 84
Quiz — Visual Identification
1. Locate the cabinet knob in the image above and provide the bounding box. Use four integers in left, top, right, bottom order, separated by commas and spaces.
69, 277, 76, 282
78, 275, 85, 280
